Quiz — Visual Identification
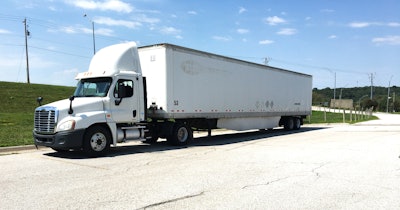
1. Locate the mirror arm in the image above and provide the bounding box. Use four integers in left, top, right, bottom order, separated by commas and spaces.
115, 98, 122, 106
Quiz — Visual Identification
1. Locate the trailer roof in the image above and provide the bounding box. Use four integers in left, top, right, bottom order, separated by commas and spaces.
138, 43, 312, 78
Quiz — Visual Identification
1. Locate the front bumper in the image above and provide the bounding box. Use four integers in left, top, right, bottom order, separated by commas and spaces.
33, 129, 85, 149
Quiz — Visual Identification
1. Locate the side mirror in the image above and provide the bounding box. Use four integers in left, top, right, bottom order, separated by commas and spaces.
36, 97, 43, 106
115, 84, 125, 106
117, 84, 127, 98
68, 96, 75, 114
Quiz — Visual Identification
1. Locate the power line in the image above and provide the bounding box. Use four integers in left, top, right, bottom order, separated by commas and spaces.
29, 45, 91, 58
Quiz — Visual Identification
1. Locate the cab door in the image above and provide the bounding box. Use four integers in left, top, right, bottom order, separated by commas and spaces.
110, 78, 140, 123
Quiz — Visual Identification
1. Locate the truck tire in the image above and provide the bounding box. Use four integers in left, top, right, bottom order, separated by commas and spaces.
83, 125, 111, 157
167, 122, 193, 146
293, 117, 301, 130
284, 117, 294, 130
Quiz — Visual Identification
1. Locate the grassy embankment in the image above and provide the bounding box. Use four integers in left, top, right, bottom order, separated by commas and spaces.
0, 81, 74, 147
0, 81, 378, 147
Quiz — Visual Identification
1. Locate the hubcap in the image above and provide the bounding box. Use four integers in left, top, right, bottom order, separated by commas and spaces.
90, 132, 107, 151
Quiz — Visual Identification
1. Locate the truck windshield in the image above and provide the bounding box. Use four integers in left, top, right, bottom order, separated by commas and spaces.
74, 78, 112, 97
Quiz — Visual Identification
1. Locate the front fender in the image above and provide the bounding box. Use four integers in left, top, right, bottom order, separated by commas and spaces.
56, 111, 107, 132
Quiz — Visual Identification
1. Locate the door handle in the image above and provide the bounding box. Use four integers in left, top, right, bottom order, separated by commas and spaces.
133, 110, 137, 118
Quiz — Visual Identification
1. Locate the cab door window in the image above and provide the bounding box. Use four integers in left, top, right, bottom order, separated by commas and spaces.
114, 79, 133, 98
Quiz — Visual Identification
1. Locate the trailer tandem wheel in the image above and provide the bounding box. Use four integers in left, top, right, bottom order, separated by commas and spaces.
293, 117, 301, 130
167, 122, 193, 146
284, 117, 294, 130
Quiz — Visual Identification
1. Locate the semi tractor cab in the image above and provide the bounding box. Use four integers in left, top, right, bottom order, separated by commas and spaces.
33, 42, 312, 157
34, 42, 148, 157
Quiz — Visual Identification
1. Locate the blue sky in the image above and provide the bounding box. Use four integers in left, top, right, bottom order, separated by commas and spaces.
0, 0, 399, 88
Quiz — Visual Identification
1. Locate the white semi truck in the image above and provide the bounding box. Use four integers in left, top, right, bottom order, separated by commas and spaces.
33, 42, 312, 157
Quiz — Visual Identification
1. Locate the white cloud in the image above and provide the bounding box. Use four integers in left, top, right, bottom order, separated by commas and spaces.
95, 28, 115, 36
133, 14, 160, 24
239, 7, 247, 14
348, 22, 373, 28
48, 6, 57, 11
67, 0, 133, 13
50, 68, 79, 85
59, 26, 78, 34
187, 11, 197, 15
0, 29, 12, 34
348, 21, 400, 28
54, 25, 115, 36
264, 16, 286, 26
212, 36, 232, 42
328, 35, 337, 39
277, 28, 297, 35
259, 40, 274, 45
372, 35, 400, 45
320, 9, 335, 13
94, 16, 141, 29
388, 22, 400, 27
237, 28, 249, 34
160, 26, 181, 35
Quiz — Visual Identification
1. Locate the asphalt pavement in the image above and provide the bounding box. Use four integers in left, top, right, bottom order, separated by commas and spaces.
0, 113, 399, 209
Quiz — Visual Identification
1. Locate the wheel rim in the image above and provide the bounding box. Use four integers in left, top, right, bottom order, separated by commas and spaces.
176, 127, 188, 142
90, 132, 107, 151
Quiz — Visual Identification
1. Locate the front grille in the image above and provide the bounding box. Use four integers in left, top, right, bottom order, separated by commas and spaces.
34, 107, 57, 134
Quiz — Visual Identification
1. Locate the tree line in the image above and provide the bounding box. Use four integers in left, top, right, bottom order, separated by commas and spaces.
312, 86, 399, 112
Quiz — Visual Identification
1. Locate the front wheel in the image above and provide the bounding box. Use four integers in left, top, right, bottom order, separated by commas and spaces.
167, 122, 193, 146
83, 125, 111, 157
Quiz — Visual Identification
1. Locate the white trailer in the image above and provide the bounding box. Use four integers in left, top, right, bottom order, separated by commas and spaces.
139, 44, 312, 130
33, 42, 312, 157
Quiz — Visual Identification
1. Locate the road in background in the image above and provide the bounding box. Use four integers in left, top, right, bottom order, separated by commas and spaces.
1, 114, 399, 209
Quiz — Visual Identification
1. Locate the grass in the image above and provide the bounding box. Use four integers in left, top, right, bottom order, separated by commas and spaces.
304, 110, 378, 124
0, 81, 75, 147
0, 113, 34, 147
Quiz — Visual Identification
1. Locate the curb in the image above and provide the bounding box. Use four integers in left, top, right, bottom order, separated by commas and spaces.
0, 145, 39, 154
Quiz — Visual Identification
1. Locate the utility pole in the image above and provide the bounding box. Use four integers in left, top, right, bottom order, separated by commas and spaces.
23, 18, 30, 84
369, 73, 374, 100
386, 75, 393, 113
91, 21, 95, 55
83, 14, 96, 55
331, 71, 336, 110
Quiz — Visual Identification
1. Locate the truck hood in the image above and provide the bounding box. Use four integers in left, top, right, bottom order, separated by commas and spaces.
38, 97, 105, 118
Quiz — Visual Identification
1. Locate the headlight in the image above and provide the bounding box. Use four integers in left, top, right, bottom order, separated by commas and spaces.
58, 120, 76, 131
